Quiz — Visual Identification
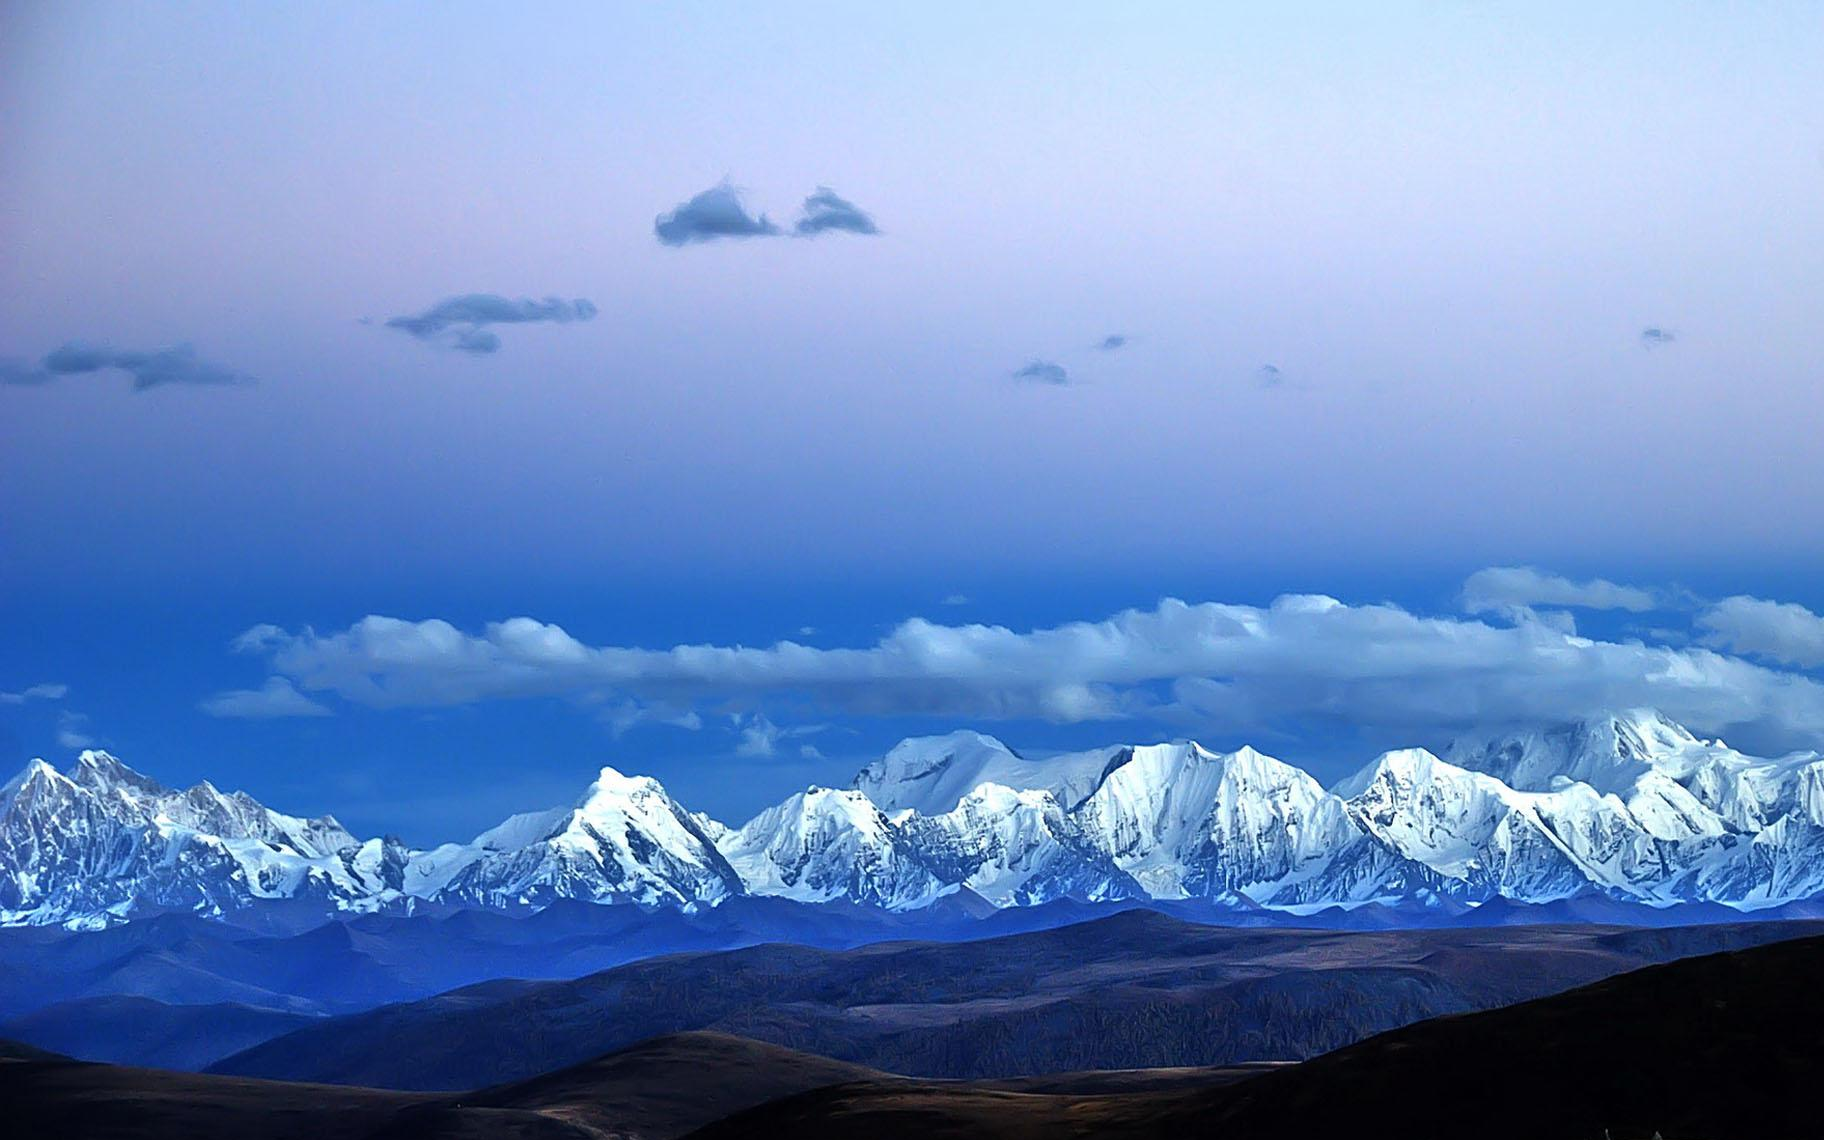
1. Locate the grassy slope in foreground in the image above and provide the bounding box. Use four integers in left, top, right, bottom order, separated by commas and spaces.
0, 1031, 886, 1140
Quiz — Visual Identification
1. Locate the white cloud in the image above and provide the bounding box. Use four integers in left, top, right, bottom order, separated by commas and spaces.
733, 714, 825, 759
600, 700, 702, 737
1697, 596, 1824, 668
198, 676, 333, 719
56, 712, 94, 750
1462, 566, 1661, 617
941, 594, 970, 606
735, 715, 784, 758
223, 589, 1824, 749
0, 682, 67, 704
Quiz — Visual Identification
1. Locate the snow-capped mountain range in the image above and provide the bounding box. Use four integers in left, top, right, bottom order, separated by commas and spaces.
6, 710, 1824, 927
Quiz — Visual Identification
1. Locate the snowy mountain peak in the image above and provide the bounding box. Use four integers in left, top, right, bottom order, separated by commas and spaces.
1612, 707, 1704, 742
716, 786, 947, 910
574, 764, 670, 819
901, 781, 1145, 906
425, 763, 742, 912
733, 785, 897, 844
793, 785, 896, 830
1098, 741, 1311, 797
1443, 708, 1792, 837
1072, 741, 1357, 901
2, 757, 66, 800
952, 781, 1056, 815
1445, 708, 1712, 795
888, 729, 1017, 761
67, 749, 165, 796
1221, 743, 1292, 778
852, 731, 1022, 814
1, 752, 386, 928
855, 733, 1160, 817
1335, 746, 1604, 899
1582, 709, 1710, 769
730, 785, 903, 850
1332, 747, 1457, 799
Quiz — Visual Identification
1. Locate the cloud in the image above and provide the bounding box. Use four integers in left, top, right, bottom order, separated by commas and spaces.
654, 181, 781, 245
1256, 364, 1284, 387
1641, 327, 1676, 348
198, 676, 333, 719
793, 187, 879, 237
1697, 597, 1824, 668
601, 700, 702, 737
0, 359, 43, 385
941, 594, 970, 607
654, 182, 879, 243
735, 715, 783, 758
1462, 567, 1662, 618
56, 712, 94, 751
384, 294, 597, 355
1012, 360, 1069, 385
0, 683, 66, 705
2, 343, 253, 390
452, 328, 501, 355
226, 590, 1824, 750
1097, 334, 1128, 351
733, 714, 825, 758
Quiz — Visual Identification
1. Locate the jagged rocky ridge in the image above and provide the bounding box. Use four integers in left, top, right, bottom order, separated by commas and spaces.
6, 710, 1824, 927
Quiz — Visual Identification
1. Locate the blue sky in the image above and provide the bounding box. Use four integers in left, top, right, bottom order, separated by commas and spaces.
4, 3, 1824, 843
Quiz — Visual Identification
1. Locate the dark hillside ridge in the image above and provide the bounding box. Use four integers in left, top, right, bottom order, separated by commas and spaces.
691, 933, 1824, 1140
209, 910, 1823, 1090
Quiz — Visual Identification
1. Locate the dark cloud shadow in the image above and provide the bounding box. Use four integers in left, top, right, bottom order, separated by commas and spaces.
383, 294, 597, 355
793, 187, 879, 237
654, 182, 781, 245
1, 344, 253, 391
1013, 360, 1070, 385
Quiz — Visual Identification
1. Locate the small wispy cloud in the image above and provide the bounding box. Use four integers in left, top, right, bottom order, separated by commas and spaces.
2, 344, 253, 391
654, 181, 781, 246
735, 716, 782, 758
601, 700, 703, 737
1641, 327, 1676, 348
793, 187, 879, 237
198, 677, 333, 719
1013, 359, 1070, 385
1462, 566, 1663, 619
0, 683, 66, 705
733, 714, 827, 759
56, 711, 95, 751
1096, 334, 1129, 351
941, 594, 970, 607
383, 294, 598, 355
